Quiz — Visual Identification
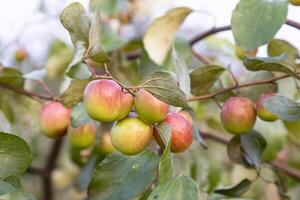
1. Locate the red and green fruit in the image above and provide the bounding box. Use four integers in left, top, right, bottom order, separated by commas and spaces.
154, 112, 193, 153
40, 102, 71, 138
256, 92, 278, 122
83, 80, 122, 122
116, 91, 134, 120
15, 48, 27, 62
134, 89, 169, 124
98, 131, 117, 155
68, 123, 96, 149
221, 97, 256, 134
111, 117, 153, 155
178, 110, 193, 125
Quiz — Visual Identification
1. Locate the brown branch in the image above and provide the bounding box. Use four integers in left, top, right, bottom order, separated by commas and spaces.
188, 73, 298, 101
189, 19, 300, 45
201, 131, 300, 181
0, 84, 56, 101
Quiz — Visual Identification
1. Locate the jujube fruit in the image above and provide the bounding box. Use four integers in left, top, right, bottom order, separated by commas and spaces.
178, 110, 193, 125
154, 113, 193, 153
256, 92, 278, 122
134, 89, 169, 124
116, 91, 134, 120
98, 131, 117, 155
221, 97, 256, 134
83, 80, 122, 122
68, 123, 96, 149
40, 102, 71, 138
111, 117, 153, 155
15, 48, 27, 62
289, 0, 300, 5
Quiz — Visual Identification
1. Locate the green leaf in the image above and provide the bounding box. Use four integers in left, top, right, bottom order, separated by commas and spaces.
71, 102, 94, 128
243, 54, 300, 80
85, 12, 110, 63
0, 67, 24, 88
0, 94, 15, 123
148, 175, 207, 200
140, 71, 188, 108
0, 190, 36, 200
60, 79, 92, 108
227, 136, 250, 167
88, 150, 159, 200
264, 95, 300, 121
154, 123, 174, 184
60, 2, 90, 46
268, 39, 299, 63
89, 0, 120, 16
66, 41, 87, 78
190, 65, 226, 96
214, 179, 252, 197
240, 131, 267, 170
0, 181, 15, 195
101, 25, 127, 52
0, 132, 32, 178
3, 176, 22, 189
231, 0, 288, 50
172, 47, 190, 96
143, 7, 193, 65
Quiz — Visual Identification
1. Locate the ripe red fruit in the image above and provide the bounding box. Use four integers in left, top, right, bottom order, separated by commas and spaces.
98, 131, 117, 155
134, 89, 169, 124
221, 97, 256, 134
154, 113, 193, 153
68, 123, 96, 149
116, 91, 134, 120
83, 80, 122, 122
40, 102, 71, 138
256, 92, 278, 122
111, 117, 153, 155
178, 110, 193, 125
15, 48, 27, 62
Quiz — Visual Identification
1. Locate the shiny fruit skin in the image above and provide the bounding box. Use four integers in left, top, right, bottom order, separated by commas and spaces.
68, 123, 96, 149
116, 91, 134, 120
98, 131, 117, 154
15, 48, 27, 62
111, 117, 153, 155
235, 46, 257, 60
221, 97, 256, 135
40, 102, 71, 138
154, 113, 193, 153
256, 93, 278, 122
289, 0, 300, 5
83, 80, 122, 122
134, 89, 169, 124
178, 110, 193, 125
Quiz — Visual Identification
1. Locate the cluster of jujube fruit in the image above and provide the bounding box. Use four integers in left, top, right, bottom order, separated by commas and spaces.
221, 92, 278, 135
39, 79, 193, 156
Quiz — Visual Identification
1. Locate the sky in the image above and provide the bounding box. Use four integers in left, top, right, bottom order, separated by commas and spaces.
0, 0, 299, 66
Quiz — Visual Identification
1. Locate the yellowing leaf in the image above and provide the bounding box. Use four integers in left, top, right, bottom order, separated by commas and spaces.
143, 7, 192, 65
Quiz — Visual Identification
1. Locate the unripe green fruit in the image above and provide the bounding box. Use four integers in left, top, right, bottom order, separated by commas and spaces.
178, 110, 193, 125
221, 97, 256, 135
68, 123, 96, 149
256, 92, 278, 122
134, 89, 169, 124
40, 102, 71, 138
15, 48, 27, 62
116, 91, 134, 120
235, 46, 257, 60
84, 80, 122, 122
284, 121, 300, 140
111, 117, 153, 155
289, 0, 300, 5
154, 113, 193, 153
98, 131, 117, 155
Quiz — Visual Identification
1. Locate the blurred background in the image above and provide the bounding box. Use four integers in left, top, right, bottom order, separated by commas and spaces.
0, 1, 300, 200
